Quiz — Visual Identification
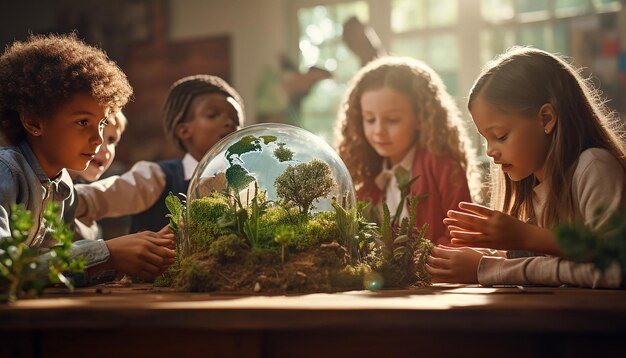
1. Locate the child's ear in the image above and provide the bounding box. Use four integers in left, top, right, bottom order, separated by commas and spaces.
538, 103, 557, 135
19, 113, 43, 136
175, 122, 192, 141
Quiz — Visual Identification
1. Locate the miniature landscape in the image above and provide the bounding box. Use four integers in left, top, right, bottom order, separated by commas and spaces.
155, 124, 434, 293
3, 125, 624, 300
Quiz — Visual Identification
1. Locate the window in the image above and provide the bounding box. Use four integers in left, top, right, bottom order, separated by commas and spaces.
295, 1, 369, 143
391, 0, 460, 95
290, 0, 624, 152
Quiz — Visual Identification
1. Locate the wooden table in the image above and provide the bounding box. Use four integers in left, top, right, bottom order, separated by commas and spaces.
2, 284, 625, 357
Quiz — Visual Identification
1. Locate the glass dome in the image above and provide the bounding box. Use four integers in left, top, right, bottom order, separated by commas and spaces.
182, 123, 356, 256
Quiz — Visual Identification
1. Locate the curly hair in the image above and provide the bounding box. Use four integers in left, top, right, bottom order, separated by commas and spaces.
335, 56, 480, 199
0, 33, 133, 145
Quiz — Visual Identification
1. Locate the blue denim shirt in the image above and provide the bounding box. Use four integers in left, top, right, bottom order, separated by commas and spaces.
0, 142, 111, 272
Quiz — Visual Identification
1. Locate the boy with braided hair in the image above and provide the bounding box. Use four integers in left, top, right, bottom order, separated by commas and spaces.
74, 74, 244, 233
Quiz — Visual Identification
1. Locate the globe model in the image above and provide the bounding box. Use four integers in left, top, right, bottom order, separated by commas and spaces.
188, 123, 355, 208
158, 123, 433, 293
181, 123, 356, 257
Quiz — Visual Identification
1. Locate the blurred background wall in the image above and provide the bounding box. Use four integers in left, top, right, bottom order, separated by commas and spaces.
1, 0, 625, 170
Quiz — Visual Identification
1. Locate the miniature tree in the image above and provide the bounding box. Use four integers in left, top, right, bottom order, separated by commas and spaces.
274, 159, 334, 216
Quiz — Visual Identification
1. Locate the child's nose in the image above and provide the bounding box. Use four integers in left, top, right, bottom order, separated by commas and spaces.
370, 119, 382, 132
91, 129, 104, 147
224, 117, 237, 130
486, 144, 498, 159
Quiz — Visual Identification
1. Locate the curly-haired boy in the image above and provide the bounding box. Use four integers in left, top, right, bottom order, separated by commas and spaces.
0, 34, 174, 284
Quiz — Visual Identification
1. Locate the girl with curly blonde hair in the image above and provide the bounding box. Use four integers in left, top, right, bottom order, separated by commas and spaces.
336, 56, 479, 245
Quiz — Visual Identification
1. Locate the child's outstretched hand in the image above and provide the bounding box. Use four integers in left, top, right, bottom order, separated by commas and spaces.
444, 202, 530, 250
105, 231, 176, 281
443, 202, 560, 255
425, 245, 482, 283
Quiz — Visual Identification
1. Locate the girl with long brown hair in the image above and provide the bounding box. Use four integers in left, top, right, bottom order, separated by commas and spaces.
427, 47, 626, 288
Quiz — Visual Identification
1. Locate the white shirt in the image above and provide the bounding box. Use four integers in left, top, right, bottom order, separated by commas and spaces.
374, 145, 416, 222
182, 153, 199, 181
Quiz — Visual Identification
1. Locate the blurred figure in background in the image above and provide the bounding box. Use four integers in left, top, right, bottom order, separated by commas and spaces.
342, 16, 386, 67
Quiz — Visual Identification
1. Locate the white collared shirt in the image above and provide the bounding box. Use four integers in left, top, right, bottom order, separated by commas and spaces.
374, 145, 416, 222
182, 153, 199, 181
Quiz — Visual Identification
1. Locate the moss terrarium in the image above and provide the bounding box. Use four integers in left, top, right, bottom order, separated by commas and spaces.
157, 123, 433, 293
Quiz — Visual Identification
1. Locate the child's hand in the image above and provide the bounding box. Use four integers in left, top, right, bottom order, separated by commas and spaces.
105, 231, 176, 281
443, 202, 531, 250
425, 245, 482, 283
443, 202, 561, 255
157, 224, 176, 250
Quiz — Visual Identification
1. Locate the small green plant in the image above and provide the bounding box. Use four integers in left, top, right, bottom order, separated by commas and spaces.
243, 183, 272, 248
165, 192, 186, 238
0, 203, 85, 303
215, 187, 249, 245
556, 207, 626, 275
353, 201, 380, 258
367, 173, 433, 287
331, 195, 359, 261
274, 226, 296, 265
390, 169, 427, 229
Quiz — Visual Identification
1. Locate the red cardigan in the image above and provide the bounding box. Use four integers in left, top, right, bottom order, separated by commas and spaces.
357, 146, 471, 245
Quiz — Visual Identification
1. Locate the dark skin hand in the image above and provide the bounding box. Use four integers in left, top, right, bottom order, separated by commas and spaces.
90, 225, 176, 281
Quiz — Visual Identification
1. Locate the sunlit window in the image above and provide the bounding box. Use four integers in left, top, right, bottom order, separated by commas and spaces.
555, 0, 589, 17
291, 0, 623, 148
390, 0, 459, 96
391, 0, 426, 32
296, 1, 368, 142
481, 0, 515, 23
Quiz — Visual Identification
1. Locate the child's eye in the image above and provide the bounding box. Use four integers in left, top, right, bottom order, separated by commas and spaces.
76, 119, 89, 127
496, 134, 508, 141
207, 112, 219, 119
363, 117, 375, 124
